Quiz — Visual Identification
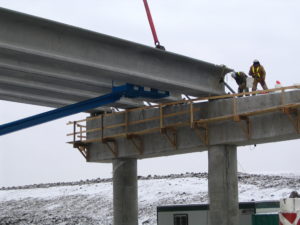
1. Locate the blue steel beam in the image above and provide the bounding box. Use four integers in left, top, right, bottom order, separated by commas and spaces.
0, 84, 169, 136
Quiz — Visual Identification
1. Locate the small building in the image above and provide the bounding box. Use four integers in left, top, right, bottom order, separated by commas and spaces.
157, 201, 279, 225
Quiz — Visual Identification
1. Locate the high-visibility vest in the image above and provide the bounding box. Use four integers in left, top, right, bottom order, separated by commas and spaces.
251, 66, 261, 77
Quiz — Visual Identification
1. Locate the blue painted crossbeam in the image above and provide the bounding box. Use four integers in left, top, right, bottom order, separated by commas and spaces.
0, 83, 169, 136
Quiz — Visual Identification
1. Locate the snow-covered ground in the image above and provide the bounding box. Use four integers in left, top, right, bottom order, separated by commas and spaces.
0, 172, 299, 225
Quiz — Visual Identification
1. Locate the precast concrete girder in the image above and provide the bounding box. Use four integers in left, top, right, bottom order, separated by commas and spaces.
0, 47, 145, 109
0, 94, 67, 109
0, 81, 143, 112
0, 89, 117, 113
0, 7, 231, 110
85, 89, 300, 162
0, 69, 113, 99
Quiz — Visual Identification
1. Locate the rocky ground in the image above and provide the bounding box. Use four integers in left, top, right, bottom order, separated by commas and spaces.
1, 172, 299, 225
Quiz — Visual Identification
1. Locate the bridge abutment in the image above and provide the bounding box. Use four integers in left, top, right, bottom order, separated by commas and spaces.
208, 145, 239, 225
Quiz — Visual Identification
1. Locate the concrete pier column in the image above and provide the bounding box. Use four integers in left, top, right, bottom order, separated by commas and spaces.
208, 145, 239, 225
113, 158, 138, 225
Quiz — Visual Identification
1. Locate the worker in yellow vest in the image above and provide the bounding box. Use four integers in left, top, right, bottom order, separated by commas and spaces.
249, 59, 268, 92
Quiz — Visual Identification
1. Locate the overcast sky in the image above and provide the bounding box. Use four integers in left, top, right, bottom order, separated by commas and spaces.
0, 0, 300, 187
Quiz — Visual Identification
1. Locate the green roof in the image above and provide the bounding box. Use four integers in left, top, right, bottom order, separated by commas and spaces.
157, 201, 279, 213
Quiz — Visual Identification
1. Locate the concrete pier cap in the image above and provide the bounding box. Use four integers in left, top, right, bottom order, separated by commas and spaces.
86, 89, 300, 162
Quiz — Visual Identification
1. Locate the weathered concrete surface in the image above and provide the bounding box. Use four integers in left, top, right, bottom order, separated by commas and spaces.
113, 158, 138, 225
208, 145, 239, 225
0, 7, 230, 110
87, 90, 300, 162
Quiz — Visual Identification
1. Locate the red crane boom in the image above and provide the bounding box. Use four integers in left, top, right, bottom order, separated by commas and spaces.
143, 0, 165, 50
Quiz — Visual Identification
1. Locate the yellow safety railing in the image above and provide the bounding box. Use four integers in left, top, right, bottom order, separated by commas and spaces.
67, 85, 300, 146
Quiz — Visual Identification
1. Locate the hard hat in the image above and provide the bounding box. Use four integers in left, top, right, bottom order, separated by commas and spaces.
253, 59, 260, 64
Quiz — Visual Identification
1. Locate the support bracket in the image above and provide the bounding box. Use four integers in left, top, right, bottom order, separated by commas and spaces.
73, 142, 89, 159
193, 123, 209, 146
161, 127, 177, 149
235, 115, 252, 139
127, 134, 144, 155
102, 138, 118, 157
281, 107, 300, 133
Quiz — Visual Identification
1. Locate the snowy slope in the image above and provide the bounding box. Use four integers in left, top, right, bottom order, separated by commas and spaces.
0, 173, 299, 225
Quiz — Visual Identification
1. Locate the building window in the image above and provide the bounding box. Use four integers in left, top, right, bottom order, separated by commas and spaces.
174, 214, 188, 225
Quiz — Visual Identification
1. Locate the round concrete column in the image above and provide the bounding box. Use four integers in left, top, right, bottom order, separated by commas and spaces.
113, 158, 138, 225
208, 145, 239, 225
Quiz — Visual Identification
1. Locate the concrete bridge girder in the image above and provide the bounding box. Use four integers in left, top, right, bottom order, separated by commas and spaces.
0, 7, 231, 111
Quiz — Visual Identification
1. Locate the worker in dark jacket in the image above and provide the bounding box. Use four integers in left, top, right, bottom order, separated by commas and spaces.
249, 59, 268, 91
231, 71, 249, 96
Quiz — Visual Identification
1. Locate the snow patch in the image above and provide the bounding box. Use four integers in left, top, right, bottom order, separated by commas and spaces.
0, 172, 299, 225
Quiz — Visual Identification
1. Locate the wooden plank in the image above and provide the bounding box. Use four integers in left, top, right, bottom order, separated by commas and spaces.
160, 105, 164, 130
190, 102, 194, 128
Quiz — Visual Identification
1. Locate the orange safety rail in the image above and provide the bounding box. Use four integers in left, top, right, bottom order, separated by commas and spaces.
67, 85, 300, 146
